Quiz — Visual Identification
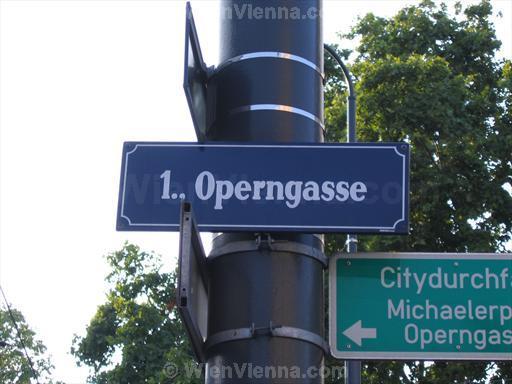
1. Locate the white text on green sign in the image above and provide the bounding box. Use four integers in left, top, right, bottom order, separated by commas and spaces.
329, 253, 512, 360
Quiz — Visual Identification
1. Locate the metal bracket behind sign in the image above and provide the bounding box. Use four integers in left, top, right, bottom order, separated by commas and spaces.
208, 238, 328, 268
205, 322, 329, 355
177, 202, 208, 363
183, 2, 210, 142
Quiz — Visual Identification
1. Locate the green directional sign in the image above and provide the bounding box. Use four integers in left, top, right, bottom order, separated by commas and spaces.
329, 253, 512, 360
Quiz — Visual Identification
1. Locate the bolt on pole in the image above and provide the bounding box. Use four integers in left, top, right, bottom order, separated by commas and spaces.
204, 0, 326, 382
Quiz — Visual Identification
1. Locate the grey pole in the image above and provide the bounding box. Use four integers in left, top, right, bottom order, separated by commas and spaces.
204, 1, 325, 382
323, 45, 361, 384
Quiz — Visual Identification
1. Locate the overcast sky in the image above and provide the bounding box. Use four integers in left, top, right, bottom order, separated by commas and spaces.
1, 0, 510, 382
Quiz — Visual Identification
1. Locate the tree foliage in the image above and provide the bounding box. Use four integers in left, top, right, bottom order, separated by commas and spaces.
0, 303, 59, 383
324, 0, 511, 382
72, 2, 511, 383
71, 243, 201, 384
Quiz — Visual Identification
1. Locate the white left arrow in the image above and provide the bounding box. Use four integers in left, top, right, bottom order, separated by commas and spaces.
343, 320, 377, 346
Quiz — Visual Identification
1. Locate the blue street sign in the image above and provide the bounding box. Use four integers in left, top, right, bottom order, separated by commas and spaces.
116, 142, 410, 233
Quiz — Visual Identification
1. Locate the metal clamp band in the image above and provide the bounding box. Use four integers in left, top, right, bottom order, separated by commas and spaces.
208, 238, 328, 267
205, 323, 329, 355
272, 326, 329, 355
229, 104, 324, 129
212, 233, 324, 243
205, 327, 253, 351
214, 51, 324, 78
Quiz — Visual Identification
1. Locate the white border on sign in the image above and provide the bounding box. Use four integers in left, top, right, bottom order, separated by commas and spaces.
120, 143, 408, 231
329, 252, 512, 360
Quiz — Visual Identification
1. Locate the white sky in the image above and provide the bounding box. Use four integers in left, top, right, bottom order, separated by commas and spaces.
0, 0, 510, 382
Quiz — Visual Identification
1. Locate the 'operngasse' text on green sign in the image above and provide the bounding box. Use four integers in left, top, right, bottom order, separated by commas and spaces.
330, 253, 512, 360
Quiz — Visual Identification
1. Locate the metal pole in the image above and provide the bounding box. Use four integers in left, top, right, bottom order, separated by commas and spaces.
323, 44, 361, 384
204, 1, 325, 382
